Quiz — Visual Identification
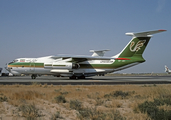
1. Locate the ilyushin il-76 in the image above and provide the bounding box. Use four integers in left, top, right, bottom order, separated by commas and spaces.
6, 30, 166, 79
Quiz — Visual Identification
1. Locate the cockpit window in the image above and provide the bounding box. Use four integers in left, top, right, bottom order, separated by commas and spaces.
8, 60, 18, 64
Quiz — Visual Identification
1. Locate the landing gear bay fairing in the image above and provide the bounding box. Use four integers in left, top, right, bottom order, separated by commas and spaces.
7, 30, 166, 79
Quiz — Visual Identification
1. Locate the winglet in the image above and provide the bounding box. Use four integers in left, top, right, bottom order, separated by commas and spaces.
126, 29, 166, 37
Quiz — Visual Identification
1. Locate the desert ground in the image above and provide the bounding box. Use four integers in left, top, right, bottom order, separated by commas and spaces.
1, 83, 171, 120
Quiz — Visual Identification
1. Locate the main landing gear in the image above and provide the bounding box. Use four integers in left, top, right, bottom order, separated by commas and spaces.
31, 74, 37, 79
69, 75, 85, 79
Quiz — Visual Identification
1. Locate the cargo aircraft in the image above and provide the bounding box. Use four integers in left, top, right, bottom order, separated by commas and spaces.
6, 30, 166, 79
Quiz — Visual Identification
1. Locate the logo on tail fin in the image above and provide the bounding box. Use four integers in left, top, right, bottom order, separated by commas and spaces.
130, 40, 146, 52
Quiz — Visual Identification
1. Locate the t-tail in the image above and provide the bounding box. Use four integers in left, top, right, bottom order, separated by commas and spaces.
113, 29, 166, 71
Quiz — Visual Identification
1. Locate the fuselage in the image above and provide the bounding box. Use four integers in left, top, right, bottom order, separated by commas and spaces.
7, 56, 118, 77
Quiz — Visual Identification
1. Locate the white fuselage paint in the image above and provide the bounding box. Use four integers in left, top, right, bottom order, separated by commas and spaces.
7, 56, 115, 77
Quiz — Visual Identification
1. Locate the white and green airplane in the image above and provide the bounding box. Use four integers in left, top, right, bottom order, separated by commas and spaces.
6, 30, 166, 79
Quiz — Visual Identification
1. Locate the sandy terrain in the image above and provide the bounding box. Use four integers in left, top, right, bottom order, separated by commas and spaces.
0, 84, 170, 120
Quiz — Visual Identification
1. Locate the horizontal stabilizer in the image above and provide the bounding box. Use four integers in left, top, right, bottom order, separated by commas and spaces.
126, 29, 166, 37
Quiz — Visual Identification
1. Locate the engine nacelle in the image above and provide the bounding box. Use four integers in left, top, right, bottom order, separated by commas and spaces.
72, 63, 80, 69
44, 62, 80, 69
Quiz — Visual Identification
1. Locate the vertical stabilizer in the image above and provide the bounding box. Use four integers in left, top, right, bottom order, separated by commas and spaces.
115, 30, 166, 58
165, 65, 171, 74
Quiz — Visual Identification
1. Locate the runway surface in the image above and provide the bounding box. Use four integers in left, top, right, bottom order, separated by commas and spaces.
0, 75, 171, 85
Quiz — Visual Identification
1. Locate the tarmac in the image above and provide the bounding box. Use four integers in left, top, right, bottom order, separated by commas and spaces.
0, 75, 171, 85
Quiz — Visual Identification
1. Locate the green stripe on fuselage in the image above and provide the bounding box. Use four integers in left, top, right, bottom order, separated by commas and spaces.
8, 62, 44, 68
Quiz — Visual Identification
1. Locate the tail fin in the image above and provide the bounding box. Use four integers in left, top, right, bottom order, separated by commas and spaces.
165, 65, 171, 74
165, 65, 169, 72
115, 30, 166, 59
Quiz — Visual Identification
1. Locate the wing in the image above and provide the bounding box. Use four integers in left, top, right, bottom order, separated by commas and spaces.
51, 55, 114, 63
90, 49, 110, 57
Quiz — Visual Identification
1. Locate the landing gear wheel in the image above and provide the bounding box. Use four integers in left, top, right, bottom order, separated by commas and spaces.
31, 74, 37, 79
69, 75, 85, 79
78, 76, 85, 79
69, 76, 78, 79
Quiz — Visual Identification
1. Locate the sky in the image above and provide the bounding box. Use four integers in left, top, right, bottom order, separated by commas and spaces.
0, 0, 170, 73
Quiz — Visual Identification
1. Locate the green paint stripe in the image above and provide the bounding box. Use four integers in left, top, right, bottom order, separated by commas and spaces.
45, 64, 52, 66
53, 65, 66, 67
9, 63, 44, 68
